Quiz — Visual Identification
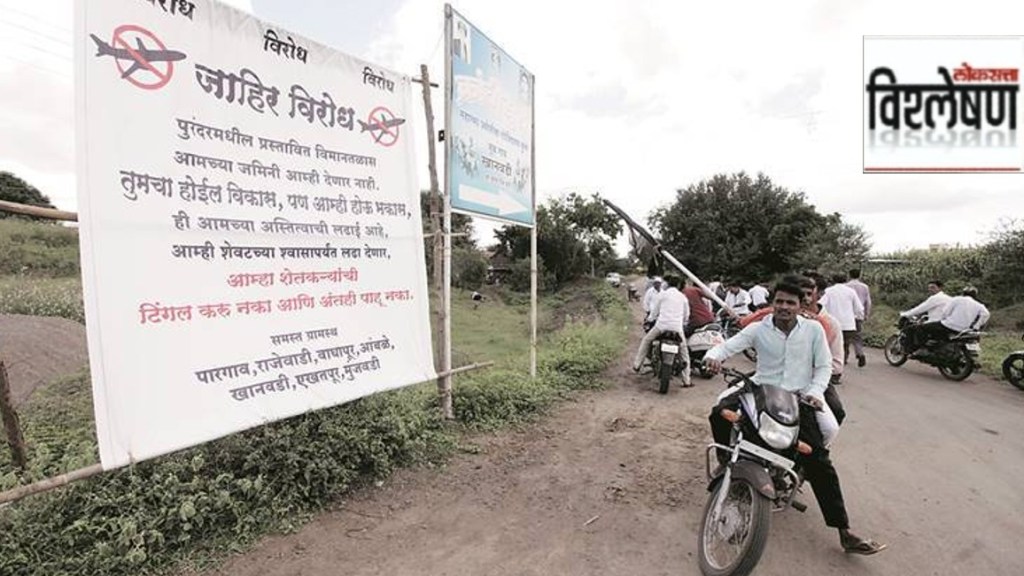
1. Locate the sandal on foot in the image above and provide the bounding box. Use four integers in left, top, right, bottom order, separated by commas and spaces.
843, 538, 887, 555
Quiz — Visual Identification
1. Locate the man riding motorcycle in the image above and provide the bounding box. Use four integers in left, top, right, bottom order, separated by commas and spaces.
702, 278, 886, 555
634, 275, 692, 387
899, 280, 952, 350
903, 286, 990, 354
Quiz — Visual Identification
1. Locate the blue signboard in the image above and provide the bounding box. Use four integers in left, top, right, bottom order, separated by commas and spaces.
446, 5, 534, 226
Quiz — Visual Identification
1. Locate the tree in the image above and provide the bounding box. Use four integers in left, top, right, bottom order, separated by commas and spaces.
419, 190, 477, 281
793, 213, 872, 272
981, 219, 1024, 308
494, 192, 622, 290
0, 171, 56, 219
649, 172, 870, 282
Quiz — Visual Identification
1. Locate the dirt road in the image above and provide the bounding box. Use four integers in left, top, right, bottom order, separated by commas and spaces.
188, 302, 1024, 576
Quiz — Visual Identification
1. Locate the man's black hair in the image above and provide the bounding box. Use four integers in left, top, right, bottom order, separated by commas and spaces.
772, 278, 804, 301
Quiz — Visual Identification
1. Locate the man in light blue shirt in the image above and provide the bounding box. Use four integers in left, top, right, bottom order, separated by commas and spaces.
703, 277, 886, 556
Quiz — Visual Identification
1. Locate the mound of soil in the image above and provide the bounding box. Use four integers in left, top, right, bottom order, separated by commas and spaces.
0, 314, 89, 408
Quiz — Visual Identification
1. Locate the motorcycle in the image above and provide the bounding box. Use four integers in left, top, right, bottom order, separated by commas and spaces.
1002, 333, 1024, 391
698, 367, 820, 576
642, 321, 685, 394
688, 323, 726, 379
883, 315, 982, 381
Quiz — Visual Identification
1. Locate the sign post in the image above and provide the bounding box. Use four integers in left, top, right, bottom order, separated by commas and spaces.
444, 3, 536, 378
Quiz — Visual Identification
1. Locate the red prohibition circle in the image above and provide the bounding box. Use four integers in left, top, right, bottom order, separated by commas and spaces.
367, 106, 400, 147
111, 24, 174, 90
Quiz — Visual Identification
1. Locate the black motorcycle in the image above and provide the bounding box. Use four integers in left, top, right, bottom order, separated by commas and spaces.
1002, 333, 1024, 391
883, 316, 982, 381
642, 321, 685, 394
698, 367, 820, 576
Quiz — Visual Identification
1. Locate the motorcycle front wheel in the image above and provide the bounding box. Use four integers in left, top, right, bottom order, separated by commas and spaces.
939, 349, 973, 381
698, 478, 771, 576
884, 335, 908, 367
1001, 352, 1024, 390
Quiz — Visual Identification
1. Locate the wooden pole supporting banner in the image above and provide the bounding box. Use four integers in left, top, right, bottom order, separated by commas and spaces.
0, 361, 28, 471
420, 63, 450, 420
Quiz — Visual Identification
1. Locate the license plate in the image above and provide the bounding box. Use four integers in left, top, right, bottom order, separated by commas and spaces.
738, 440, 795, 471
966, 343, 981, 351
660, 344, 679, 354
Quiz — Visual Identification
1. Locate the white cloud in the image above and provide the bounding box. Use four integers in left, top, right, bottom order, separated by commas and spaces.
2, 0, 1023, 254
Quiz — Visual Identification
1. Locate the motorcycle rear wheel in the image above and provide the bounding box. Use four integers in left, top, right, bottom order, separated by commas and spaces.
884, 335, 908, 367
698, 478, 771, 576
658, 362, 671, 394
1002, 352, 1024, 391
939, 349, 973, 381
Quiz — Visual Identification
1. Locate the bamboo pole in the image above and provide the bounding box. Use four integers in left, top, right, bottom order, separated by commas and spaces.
0, 361, 28, 471
0, 200, 78, 222
420, 64, 448, 417
440, 5, 455, 419
529, 74, 538, 379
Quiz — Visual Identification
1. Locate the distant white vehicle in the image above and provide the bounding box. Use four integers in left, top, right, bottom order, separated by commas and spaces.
605, 272, 622, 287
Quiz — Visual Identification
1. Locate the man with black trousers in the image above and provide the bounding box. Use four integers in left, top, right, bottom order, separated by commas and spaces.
702, 278, 886, 556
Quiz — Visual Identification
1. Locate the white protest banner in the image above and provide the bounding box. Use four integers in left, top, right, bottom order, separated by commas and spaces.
75, 0, 435, 469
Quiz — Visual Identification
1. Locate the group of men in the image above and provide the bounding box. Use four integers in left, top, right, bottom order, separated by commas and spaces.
625, 268, 995, 557
631, 270, 886, 555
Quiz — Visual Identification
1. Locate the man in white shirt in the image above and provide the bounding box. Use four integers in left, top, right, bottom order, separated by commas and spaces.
900, 280, 952, 322
819, 274, 865, 367
909, 286, 990, 352
846, 269, 872, 367
642, 277, 663, 322
900, 280, 954, 351
748, 281, 770, 310
633, 275, 692, 386
724, 281, 751, 317
703, 278, 886, 556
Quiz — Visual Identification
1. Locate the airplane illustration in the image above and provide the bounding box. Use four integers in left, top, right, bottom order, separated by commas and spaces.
358, 117, 406, 133
90, 33, 187, 78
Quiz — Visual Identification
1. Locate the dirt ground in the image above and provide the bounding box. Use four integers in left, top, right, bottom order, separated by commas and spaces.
183, 300, 1024, 576
0, 314, 89, 408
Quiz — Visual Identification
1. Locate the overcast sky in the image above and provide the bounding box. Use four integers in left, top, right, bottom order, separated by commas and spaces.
2, 0, 1022, 254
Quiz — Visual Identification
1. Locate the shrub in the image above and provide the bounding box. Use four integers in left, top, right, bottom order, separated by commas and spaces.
452, 370, 557, 429
0, 219, 80, 277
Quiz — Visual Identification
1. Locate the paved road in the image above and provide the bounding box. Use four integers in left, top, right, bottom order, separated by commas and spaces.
742, 346, 1024, 575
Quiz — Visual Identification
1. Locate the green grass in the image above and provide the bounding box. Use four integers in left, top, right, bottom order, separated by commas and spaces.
0, 219, 81, 277
0, 275, 85, 323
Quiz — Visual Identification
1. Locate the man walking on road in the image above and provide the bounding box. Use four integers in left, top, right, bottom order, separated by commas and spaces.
820, 274, 864, 368
846, 269, 871, 367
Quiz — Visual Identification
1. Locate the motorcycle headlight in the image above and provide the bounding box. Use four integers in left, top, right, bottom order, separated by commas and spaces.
758, 413, 798, 450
